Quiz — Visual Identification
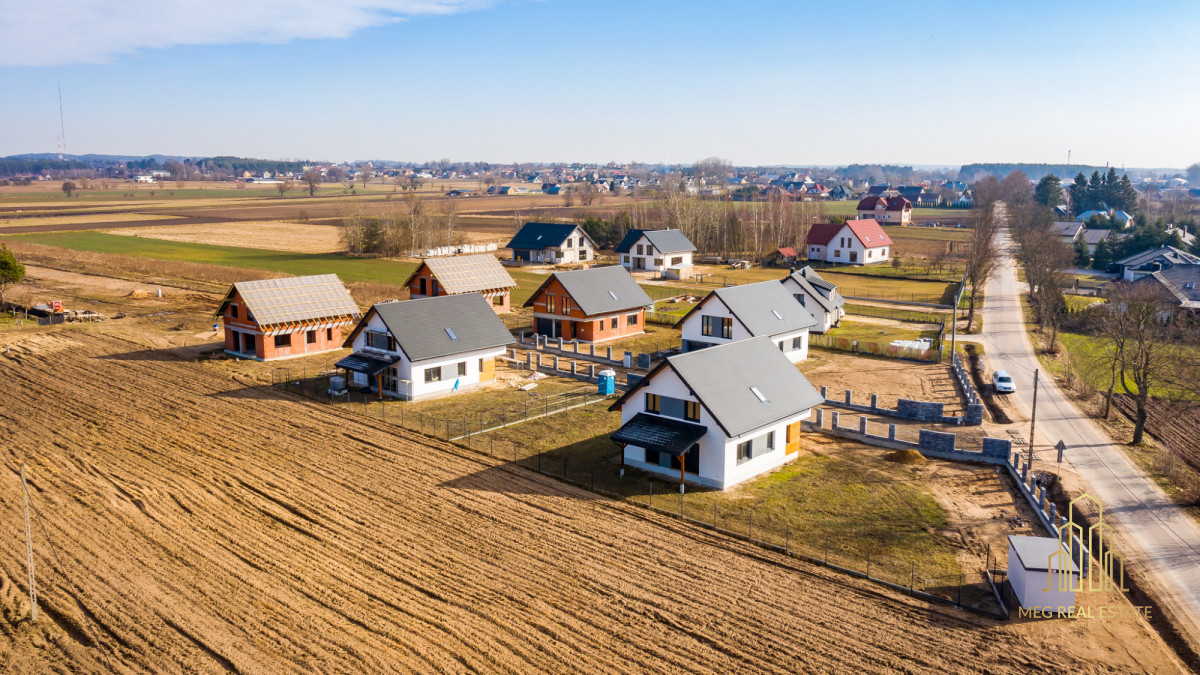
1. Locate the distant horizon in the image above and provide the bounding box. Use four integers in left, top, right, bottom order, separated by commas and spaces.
4, 152, 1186, 176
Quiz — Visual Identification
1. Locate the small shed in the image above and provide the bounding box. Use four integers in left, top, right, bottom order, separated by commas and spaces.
1007, 535, 1079, 614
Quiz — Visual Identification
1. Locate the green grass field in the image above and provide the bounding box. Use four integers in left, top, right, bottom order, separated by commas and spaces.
825, 320, 941, 345
821, 201, 967, 220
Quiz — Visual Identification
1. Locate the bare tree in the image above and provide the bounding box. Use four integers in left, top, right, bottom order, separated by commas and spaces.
338, 204, 371, 254
963, 204, 999, 331
276, 179, 294, 198
302, 170, 322, 197
359, 164, 372, 189
1104, 282, 1183, 444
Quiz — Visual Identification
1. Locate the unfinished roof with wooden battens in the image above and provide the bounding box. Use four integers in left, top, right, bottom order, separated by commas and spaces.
216, 274, 360, 329
401, 254, 517, 295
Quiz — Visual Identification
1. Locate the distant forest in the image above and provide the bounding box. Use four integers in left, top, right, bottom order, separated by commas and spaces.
0, 158, 91, 175
0, 154, 308, 178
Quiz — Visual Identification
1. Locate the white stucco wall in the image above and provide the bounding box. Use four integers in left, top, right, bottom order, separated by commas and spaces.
1008, 541, 1078, 613
679, 296, 809, 361
621, 235, 694, 273
618, 368, 811, 489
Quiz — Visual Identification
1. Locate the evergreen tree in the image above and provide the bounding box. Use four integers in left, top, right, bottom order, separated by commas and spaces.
1070, 173, 1089, 214
1073, 236, 1091, 266
1091, 237, 1114, 270
1117, 174, 1139, 213
1033, 174, 1062, 207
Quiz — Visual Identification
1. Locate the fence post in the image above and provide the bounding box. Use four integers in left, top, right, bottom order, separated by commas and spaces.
957, 574, 963, 606
785, 525, 789, 555
910, 562, 915, 594
679, 490, 683, 518
867, 550, 871, 579
825, 538, 829, 564
714, 503, 718, 529
749, 513, 753, 541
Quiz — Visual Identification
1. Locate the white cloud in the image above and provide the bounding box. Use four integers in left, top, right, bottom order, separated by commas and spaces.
0, 1, 496, 67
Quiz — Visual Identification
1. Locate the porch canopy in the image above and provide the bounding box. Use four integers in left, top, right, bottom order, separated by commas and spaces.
611, 412, 707, 456
335, 352, 400, 377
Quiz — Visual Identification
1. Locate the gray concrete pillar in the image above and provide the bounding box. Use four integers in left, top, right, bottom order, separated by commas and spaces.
859, 416, 867, 434
870, 393, 878, 409
831, 411, 840, 429
820, 385, 828, 399
527, 351, 534, 368
844, 389, 852, 405
589, 364, 595, 378
519, 331, 525, 344
589, 344, 595, 356
815, 408, 824, 428
573, 341, 580, 353
557, 337, 564, 349
888, 424, 896, 440
553, 355, 560, 370
1021, 464, 1028, 483
1039, 485, 1046, 510
571, 361, 577, 375
606, 346, 613, 360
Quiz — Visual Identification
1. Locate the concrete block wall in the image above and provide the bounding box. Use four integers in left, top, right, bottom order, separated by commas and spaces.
918, 429, 957, 453
952, 353, 980, 406
820, 387, 981, 426
897, 398, 945, 422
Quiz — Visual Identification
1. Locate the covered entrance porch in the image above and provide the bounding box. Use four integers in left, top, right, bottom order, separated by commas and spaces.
612, 412, 707, 492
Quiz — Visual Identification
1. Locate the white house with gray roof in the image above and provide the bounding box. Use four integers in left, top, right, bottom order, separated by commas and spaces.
609, 337, 823, 489
615, 228, 697, 275
337, 294, 514, 400
780, 266, 845, 333
677, 280, 817, 362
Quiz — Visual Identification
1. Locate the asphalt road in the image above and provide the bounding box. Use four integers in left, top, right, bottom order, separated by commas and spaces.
980, 222, 1200, 641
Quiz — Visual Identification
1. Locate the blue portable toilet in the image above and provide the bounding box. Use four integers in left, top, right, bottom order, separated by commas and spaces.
598, 369, 616, 395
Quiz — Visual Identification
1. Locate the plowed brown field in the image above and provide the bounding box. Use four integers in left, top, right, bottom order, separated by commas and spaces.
0, 328, 1183, 674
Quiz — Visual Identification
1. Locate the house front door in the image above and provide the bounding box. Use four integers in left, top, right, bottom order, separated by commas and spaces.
849, 251, 858, 263
536, 317, 554, 337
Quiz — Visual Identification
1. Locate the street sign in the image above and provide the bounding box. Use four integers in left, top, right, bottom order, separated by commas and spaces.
1056, 440, 1066, 463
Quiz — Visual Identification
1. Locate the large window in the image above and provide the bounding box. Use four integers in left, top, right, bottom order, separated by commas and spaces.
645, 393, 660, 413
561, 298, 571, 315
627, 314, 637, 326
685, 400, 701, 422
274, 334, 290, 348
736, 440, 753, 464
654, 258, 663, 267
546, 294, 556, 314
579, 250, 588, 261
701, 315, 732, 339
493, 293, 504, 306
306, 330, 317, 344
424, 367, 442, 383
670, 256, 683, 266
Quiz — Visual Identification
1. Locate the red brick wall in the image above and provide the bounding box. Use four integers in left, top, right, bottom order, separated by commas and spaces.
220, 289, 348, 360
409, 263, 510, 313
529, 279, 644, 342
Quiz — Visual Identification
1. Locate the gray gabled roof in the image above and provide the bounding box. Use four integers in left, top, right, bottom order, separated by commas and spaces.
798, 265, 837, 295
216, 274, 360, 327
524, 266, 652, 315
615, 228, 697, 254
709, 280, 818, 336
353, 294, 514, 362
659, 337, 823, 438
1081, 228, 1111, 245
1133, 264, 1200, 308
783, 271, 836, 314
506, 222, 589, 250
1051, 221, 1084, 238
1115, 246, 1200, 269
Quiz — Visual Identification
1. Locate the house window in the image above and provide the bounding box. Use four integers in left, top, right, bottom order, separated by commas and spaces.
419, 277, 427, 295
792, 336, 803, 350
654, 258, 663, 267
833, 250, 841, 258
701, 316, 732, 339
598, 318, 604, 333
645, 448, 660, 465
547, 294, 556, 314
565, 237, 573, 248
627, 314, 637, 326
274, 334, 290, 348
229, 304, 238, 318
622, 255, 629, 264
457, 361, 467, 377
671, 256, 683, 266
685, 400, 700, 421
637, 244, 645, 255
736, 440, 753, 464
645, 393, 660, 413
561, 298, 571, 315
579, 250, 588, 261
326, 328, 333, 341
611, 317, 618, 329
424, 367, 442, 383
779, 341, 785, 352
367, 331, 392, 351
795, 294, 805, 306
246, 310, 254, 322
493, 294, 504, 306
306, 330, 317, 344
767, 431, 775, 450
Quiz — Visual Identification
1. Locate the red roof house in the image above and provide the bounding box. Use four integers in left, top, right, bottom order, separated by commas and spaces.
856, 195, 912, 224
804, 219, 893, 265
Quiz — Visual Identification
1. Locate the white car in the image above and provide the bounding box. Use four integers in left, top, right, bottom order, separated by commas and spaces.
993, 370, 1015, 394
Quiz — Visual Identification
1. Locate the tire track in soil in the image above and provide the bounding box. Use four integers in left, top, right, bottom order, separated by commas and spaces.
0, 331, 1178, 674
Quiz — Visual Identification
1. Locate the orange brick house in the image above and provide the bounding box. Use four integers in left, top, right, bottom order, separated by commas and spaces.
401, 253, 518, 314
216, 274, 361, 361
523, 266, 653, 342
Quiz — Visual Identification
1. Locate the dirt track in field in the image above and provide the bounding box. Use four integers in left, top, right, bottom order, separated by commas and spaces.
0, 328, 1183, 674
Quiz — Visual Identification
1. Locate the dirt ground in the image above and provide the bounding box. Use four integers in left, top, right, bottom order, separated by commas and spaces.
104, 221, 345, 253
801, 350, 966, 416
0, 320, 1185, 674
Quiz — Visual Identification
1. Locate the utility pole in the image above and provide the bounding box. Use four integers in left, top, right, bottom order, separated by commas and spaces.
1028, 369, 1039, 470
20, 464, 38, 622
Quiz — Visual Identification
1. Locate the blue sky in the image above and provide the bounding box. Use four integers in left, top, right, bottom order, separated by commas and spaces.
2, 0, 1198, 168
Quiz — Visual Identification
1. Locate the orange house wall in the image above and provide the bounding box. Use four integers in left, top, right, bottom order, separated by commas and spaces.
528, 278, 645, 343
408, 264, 511, 314
220, 289, 348, 361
